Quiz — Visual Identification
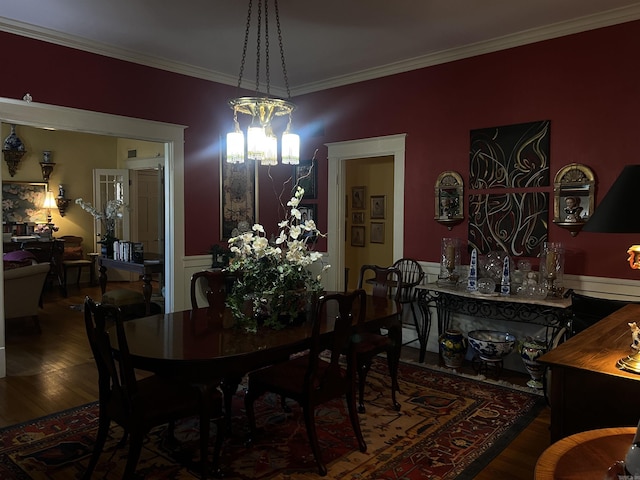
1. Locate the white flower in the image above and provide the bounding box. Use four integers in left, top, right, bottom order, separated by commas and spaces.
252, 224, 265, 233
290, 225, 302, 240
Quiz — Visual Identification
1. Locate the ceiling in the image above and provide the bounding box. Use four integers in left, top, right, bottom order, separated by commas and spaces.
2, 0, 640, 96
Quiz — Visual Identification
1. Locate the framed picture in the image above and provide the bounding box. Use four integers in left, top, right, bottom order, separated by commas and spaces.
2, 181, 48, 223
220, 146, 258, 240
370, 222, 385, 243
352, 211, 365, 225
351, 225, 365, 247
293, 163, 317, 199
352, 186, 366, 210
371, 195, 386, 219
298, 203, 317, 223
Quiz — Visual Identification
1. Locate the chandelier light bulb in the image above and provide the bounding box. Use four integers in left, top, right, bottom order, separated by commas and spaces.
281, 131, 300, 165
247, 125, 266, 161
262, 134, 278, 166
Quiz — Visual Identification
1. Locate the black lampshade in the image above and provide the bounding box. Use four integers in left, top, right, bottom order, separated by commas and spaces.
582, 165, 640, 233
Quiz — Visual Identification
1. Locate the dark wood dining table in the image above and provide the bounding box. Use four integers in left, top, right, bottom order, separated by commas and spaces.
108, 292, 401, 434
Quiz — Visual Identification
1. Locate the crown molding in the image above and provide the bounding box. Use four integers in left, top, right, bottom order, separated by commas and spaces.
1, 3, 640, 98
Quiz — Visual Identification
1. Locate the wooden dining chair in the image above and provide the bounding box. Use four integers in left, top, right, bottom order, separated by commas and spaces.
356, 264, 403, 413
244, 290, 367, 476
190, 270, 228, 313
189, 269, 240, 433
82, 296, 225, 479
392, 258, 429, 358
59, 235, 94, 296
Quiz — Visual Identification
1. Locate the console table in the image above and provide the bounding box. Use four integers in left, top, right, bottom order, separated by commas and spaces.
538, 303, 640, 442
415, 283, 572, 363
97, 257, 163, 315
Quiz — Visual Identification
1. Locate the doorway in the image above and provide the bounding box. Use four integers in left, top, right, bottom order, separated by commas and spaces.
326, 134, 406, 292
0, 98, 185, 377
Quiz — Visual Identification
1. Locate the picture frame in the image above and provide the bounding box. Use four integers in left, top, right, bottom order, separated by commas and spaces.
351, 225, 365, 247
370, 195, 386, 219
2, 181, 48, 224
352, 211, 365, 225
370, 222, 385, 244
352, 186, 366, 210
293, 163, 317, 199
298, 203, 317, 224
220, 143, 258, 240
299, 203, 318, 243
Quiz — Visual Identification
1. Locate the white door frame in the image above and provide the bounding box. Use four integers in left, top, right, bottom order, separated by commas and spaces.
326, 134, 406, 291
0, 96, 186, 377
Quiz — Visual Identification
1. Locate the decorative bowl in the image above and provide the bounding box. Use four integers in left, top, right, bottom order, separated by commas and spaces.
467, 330, 517, 361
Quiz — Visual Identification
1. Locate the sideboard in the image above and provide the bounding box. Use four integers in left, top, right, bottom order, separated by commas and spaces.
414, 283, 572, 363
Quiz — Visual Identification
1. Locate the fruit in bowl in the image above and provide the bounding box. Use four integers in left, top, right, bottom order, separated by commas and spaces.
467, 330, 517, 361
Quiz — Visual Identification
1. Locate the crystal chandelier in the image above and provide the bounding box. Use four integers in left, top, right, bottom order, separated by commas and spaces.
226, 0, 299, 165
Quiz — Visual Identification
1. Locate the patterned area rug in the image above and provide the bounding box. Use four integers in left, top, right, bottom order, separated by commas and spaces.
0, 359, 545, 479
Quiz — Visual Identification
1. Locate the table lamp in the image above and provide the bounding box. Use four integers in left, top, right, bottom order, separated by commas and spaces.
582, 165, 640, 373
42, 190, 57, 225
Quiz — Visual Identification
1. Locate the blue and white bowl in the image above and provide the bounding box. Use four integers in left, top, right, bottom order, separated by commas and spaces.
467, 330, 516, 361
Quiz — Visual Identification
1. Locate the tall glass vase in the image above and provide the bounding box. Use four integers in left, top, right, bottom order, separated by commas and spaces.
540, 242, 564, 297
438, 237, 461, 287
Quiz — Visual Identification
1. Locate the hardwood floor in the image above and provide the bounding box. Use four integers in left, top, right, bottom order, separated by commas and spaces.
0, 280, 551, 478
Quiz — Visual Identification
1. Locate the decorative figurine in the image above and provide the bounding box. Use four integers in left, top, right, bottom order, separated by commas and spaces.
629, 322, 640, 350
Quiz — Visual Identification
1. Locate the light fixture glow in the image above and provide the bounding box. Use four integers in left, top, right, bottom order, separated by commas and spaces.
225, 0, 299, 165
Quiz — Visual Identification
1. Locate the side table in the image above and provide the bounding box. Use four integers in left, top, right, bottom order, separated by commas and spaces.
535, 427, 634, 479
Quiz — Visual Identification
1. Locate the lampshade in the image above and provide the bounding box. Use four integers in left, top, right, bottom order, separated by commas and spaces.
42, 191, 57, 209
582, 165, 640, 233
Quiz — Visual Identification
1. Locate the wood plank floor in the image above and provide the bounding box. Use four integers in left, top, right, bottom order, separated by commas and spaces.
0, 280, 551, 478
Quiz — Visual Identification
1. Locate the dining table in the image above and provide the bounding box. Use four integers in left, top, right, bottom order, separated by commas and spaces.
107, 292, 400, 474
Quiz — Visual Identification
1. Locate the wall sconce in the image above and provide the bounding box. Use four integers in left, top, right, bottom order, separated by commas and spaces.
56, 184, 71, 217
42, 191, 57, 224
2, 124, 26, 177
40, 150, 56, 181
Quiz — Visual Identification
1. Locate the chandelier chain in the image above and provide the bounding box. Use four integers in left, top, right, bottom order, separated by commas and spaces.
274, 0, 291, 99
237, 0, 253, 90
255, 0, 262, 93
264, 0, 271, 95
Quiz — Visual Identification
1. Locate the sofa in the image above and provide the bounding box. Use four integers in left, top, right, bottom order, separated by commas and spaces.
4, 262, 50, 332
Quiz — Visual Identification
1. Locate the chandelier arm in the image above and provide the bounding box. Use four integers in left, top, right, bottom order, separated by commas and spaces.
255, 0, 262, 94
274, 0, 291, 99
237, 0, 254, 90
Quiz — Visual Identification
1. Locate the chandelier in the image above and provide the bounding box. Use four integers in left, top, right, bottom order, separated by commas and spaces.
226, 0, 299, 165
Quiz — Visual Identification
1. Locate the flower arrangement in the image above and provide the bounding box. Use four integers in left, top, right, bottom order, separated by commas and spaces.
75, 198, 128, 242
226, 185, 329, 331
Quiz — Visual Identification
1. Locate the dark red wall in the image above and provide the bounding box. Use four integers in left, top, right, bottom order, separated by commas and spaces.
1, 20, 639, 280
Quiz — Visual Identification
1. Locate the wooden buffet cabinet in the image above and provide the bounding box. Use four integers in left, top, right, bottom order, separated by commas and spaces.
538, 303, 640, 442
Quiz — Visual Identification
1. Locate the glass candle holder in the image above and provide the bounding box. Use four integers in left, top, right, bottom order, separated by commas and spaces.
539, 241, 565, 297
439, 237, 461, 285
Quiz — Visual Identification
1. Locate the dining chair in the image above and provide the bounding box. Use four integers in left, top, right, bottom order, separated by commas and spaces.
82, 296, 225, 480
189, 269, 240, 433
356, 264, 403, 413
392, 258, 430, 357
59, 235, 95, 296
244, 290, 368, 476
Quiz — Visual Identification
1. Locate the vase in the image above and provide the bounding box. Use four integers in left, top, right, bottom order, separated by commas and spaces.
237, 289, 313, 330
519, 337, 547, 389
439, 329, 467, 368
100, 236, 118, 258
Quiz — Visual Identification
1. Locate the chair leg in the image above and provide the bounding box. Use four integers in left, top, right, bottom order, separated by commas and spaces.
357, 359, 372, 413
211, 417, 225, 478
387, 351, 401, 411
302, 405, 327, 476
243, 386, 259, 447
83, 413, 111, 480
123, 432, 145, 479
346, 388, 367, 453
76, 266, 82, 286
196, 384, 211, 480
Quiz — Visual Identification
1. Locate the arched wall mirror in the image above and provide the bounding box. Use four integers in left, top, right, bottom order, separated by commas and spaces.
435, 171, 464, 229
552, 163, 595, 236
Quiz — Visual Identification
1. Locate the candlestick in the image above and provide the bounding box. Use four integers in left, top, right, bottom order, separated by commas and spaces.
445, 244, 455, 270
546, 251, 557, 278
